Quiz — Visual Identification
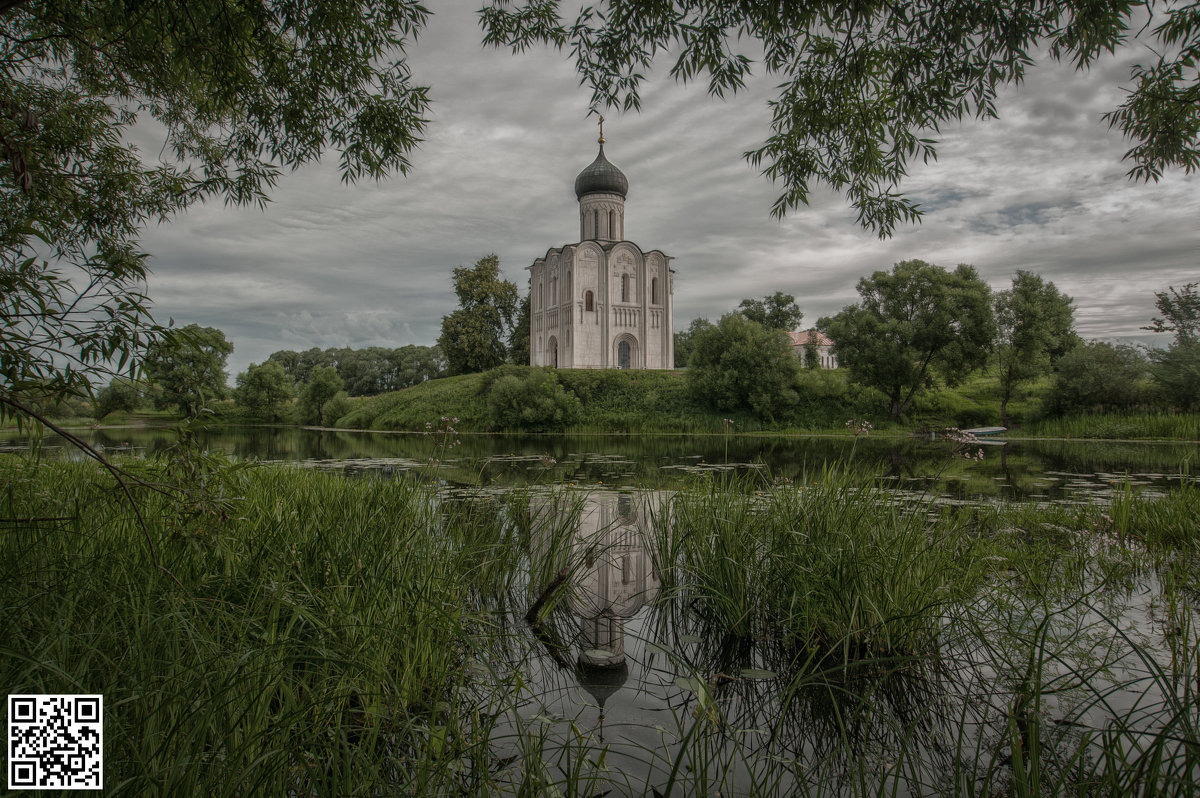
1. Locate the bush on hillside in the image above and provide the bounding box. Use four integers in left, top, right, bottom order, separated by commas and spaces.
485, 368, 581, 431
1048, 342, 1151, 415
687, 314, 800, 421
323, 391, 353, 427
1150, 340, 1200, 411
94, 378, 144, 419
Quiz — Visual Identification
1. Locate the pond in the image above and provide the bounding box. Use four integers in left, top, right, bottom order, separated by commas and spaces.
3, 422, 1197, 503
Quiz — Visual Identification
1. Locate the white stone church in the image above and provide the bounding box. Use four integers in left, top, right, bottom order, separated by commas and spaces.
528, 128, 675, 369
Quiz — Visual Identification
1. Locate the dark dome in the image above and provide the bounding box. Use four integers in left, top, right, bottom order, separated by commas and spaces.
574, 144, 628, 199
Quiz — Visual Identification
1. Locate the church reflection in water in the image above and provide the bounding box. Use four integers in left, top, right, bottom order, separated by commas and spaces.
529, 491, 661, 720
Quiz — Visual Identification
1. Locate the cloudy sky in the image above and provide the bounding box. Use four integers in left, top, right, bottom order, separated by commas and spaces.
140, 2, 1199, 378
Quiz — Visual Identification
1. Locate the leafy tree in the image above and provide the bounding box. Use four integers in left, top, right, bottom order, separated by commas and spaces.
485, 368, 581, 431
328, 347, 385, 397
1148, 342, 1200, 411
687, 313, 799, 421
299, 366, 344, 426
820, 260, 994, 420
1145, 283, 1200, 346
1, 1, 431, 425
481, 1, 1200, 236
391, 345, 446, 389
674, 317, 713, 368
268, 345, 445, 394
510, 294, 532, 366
234, 361, 295, 422
737, 292, 803, 331
143, 325, 233, 417
1049, 342, 1150, 415
268, 348, 336, 387
94, 378, 144, 420
993, 271, 1077, 427
802, 337, 821, 370
1144, 283, 1200, 410
438, 254, 518, 375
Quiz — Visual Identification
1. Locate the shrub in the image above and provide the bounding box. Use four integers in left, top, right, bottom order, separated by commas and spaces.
687, 313, 799, 421
485, 368, 581, 431
322, 391, 353, 427
94, 378, 144, 419
1149, 340, 1200, 411
1048, 342, 1151, 415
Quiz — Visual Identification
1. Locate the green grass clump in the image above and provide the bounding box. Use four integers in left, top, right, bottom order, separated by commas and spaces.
661, 470, 981, 662
1021, 411, 1200, 440
0, 458, 504, 796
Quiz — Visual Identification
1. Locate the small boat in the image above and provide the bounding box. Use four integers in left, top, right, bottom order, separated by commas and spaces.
963, 426, 1007, 436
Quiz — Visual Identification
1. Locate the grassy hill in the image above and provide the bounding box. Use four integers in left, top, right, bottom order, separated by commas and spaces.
334, 366, 1062, 435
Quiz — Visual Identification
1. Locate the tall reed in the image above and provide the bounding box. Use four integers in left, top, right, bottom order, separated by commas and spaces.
0, 458, 497, 795
660, 468, 982, 665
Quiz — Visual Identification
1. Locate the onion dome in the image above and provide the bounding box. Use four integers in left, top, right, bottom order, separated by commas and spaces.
574, 143, 628, 199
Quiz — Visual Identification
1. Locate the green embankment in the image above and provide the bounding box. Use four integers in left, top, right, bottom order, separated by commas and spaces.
33, 367, 1195, 440
336, 366, 1141, 436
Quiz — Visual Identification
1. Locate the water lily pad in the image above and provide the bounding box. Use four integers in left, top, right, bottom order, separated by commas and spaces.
674, 676, 705, 694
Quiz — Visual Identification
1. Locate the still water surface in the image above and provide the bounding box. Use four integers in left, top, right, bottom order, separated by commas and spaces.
4, 423, 1196, 503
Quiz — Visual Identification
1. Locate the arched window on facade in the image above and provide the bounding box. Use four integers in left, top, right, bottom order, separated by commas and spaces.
584, 290, 594, 312
617, 340, 631, 369
651, 277, 659, 304
621, 273, 629, 303
610, 210, 618, 239
548, 336, 558, 368
551, 276, 557, 306
537, 282, 543, 309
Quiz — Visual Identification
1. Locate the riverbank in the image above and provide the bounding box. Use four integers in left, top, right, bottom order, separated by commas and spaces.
3, 457, 1197, 795
12, 366, 1199, 440
336, 366, 1199, 440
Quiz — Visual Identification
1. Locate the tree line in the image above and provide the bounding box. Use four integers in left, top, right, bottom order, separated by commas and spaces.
93, 331, 446, 426
676, 262, 1199, 425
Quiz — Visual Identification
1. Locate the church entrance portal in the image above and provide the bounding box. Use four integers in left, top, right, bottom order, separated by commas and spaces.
617, 340, 630, 369
548, 337, 559, 368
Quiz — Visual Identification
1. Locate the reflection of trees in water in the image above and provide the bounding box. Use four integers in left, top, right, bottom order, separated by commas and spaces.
18, 426, 1198, 500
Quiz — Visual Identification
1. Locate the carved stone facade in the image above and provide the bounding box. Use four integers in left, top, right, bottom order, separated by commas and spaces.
529, 139, 675, 369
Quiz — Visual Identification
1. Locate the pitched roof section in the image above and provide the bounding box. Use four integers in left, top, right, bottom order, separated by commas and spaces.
787, 329, 834, 347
